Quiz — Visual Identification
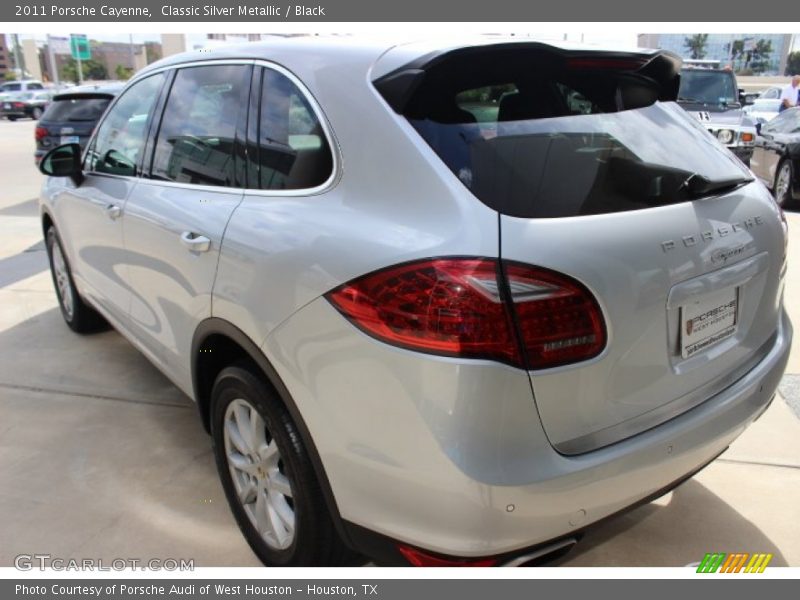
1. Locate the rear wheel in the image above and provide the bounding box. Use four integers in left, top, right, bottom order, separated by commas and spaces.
32, 107, 43, 120
45, 226, 106, 333
210, 365, 354, 566
8, 116, 17, 122
775, 160, 794, 208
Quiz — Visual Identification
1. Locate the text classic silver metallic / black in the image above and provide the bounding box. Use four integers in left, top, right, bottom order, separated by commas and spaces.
37, 37, 792, 566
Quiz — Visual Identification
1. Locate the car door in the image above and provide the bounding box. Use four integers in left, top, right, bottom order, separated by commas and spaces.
50, 72, 167, 325
122, 63, 252, 393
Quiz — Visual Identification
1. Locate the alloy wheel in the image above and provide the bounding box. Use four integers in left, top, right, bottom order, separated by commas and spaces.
776, 162, 792, 206
51, 241, 74, 320
223, 398, 296, 550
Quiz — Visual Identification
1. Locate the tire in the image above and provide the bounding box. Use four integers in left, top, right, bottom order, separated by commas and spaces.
210, 364, 354, 566
8, 116, 17, 121
774, 160, 794, 208
32, 107, 43, 120
45, 226, 106, 333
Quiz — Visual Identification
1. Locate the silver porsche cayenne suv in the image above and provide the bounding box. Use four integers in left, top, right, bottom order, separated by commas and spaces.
38, 38, 791, 567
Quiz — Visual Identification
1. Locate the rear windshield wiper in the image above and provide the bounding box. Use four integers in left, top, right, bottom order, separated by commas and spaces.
681, 173, 752, 198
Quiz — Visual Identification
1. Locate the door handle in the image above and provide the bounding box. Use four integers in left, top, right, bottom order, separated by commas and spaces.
180, 231, 211, 253
104, 204, 122, 220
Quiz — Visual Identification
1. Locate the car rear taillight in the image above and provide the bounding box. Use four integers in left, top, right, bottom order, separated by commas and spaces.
326, 258, 522, 365
35, 126, 47, 141
397, 544, 498, 567
325, 258, 606, 370
503, 262, 606, 369
13, 102, 25, 109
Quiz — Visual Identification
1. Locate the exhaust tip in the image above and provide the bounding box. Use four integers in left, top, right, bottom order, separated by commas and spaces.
501, 538, 579, 567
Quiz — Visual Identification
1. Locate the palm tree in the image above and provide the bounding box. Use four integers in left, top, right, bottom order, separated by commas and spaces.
684, 34, 709, 60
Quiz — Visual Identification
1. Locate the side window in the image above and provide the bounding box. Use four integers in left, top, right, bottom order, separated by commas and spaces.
85, 73, 165, 176
151, 65, 250, 187
257, 68, 333, 190
28, 83, 43, 90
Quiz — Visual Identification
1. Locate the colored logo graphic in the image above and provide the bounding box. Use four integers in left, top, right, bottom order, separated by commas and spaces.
696, 552, 773, 573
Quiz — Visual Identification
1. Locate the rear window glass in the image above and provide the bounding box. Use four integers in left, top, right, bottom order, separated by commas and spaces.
43, 97, 112, 122
400, 49, 751, 218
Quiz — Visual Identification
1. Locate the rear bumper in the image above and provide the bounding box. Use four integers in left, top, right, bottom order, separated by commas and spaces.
265, 299, 791, 559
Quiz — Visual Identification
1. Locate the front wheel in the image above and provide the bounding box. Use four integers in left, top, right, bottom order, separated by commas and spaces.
775, 160, 794, 208
210, 365, 354, 566
45, 226, 106, 333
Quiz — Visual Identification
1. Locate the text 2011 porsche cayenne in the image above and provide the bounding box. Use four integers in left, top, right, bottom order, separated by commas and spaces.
38, 38, 791, 566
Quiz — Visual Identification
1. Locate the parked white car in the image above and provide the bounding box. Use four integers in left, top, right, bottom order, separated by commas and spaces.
744, 98, 783, 124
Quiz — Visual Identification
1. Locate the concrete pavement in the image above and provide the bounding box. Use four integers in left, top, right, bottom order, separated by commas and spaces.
0, 118, 799, 568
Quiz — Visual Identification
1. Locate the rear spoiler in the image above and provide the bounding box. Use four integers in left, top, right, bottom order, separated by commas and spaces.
373, 43, 683, 114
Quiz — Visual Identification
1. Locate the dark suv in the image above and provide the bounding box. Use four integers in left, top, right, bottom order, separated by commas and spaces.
34, 83, 123, 164
677, 67, 757, 165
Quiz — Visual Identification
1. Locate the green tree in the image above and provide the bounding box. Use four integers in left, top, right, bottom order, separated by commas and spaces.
684, 34, 709, 59
61, 58, 108, 84
726, 39, 746, 66
115, 64, 133, 80
3, 71, 17, 81
785, 51, 800, 76
748, 39, 774, 74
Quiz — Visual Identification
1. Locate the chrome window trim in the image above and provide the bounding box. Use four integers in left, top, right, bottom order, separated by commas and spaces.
99, 58, 341, 198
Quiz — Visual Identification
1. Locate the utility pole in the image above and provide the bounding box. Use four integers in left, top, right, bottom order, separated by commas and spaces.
11, 33, 25, 78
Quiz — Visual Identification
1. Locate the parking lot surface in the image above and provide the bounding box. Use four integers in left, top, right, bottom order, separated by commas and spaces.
1, 118, 799, 567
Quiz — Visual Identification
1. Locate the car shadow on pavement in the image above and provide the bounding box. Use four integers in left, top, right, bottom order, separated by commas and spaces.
0, 306, 265, 566
554, 477, 789, 566
0, 198, 39, 218
0, 239, 48, 289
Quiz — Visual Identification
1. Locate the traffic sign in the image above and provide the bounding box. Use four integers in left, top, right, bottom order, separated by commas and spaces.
70, 34, 90, 61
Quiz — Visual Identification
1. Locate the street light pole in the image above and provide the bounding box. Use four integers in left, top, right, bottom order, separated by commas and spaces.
129, 34, 135, 75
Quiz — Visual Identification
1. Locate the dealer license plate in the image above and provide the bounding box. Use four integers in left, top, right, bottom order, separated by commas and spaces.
680, 287, 738, 359
60, 136, 80, 145
3, 103, 10, 110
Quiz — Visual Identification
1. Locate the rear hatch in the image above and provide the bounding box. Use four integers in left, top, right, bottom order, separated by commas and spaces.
374, 41, 787, 454
37, 93, 113, 152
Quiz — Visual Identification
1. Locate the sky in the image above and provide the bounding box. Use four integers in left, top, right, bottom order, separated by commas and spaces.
10, 32, 639, 50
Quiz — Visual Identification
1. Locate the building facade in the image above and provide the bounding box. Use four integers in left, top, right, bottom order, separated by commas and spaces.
0, 34, 9, 80
639, 33, 793, 76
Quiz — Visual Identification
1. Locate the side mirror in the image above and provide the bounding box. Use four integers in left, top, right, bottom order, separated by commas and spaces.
39, 143, 83, 186
739, 89, 755, 106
